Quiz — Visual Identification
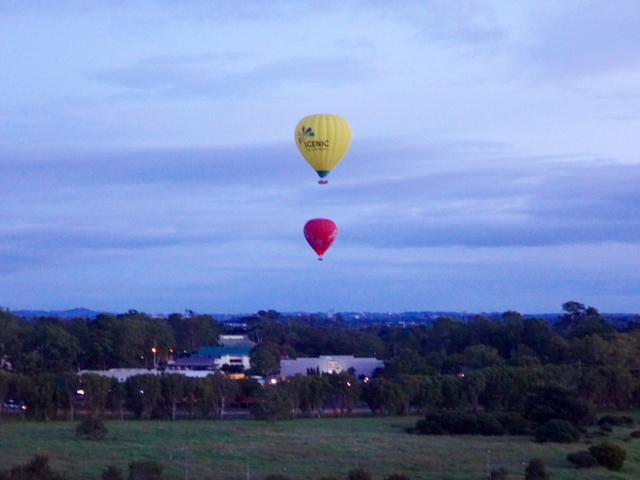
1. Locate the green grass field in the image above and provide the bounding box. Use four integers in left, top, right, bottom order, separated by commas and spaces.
1, 416, 639, 480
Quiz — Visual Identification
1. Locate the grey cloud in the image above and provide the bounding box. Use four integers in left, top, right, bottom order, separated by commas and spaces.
529, 1, 640, 79
89, 53, 377, 98
3, 141, 640, 278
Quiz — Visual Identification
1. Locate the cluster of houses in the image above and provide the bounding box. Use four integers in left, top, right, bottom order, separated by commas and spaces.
80, 335, 385, 383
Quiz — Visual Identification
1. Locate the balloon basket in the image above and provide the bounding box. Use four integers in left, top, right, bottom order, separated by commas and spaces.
317, 257, 324, 261
318, 179, 328, 185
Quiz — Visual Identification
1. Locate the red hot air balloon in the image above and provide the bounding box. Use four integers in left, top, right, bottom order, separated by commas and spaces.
304, 218, 338, 260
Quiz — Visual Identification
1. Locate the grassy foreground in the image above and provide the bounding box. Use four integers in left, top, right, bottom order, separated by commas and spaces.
1, 416, 639, 480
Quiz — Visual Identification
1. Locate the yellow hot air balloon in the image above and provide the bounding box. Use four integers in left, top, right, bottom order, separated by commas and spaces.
295, 114, 352, 184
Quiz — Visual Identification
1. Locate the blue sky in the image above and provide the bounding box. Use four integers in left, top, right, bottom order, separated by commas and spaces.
2, 1, 640, 315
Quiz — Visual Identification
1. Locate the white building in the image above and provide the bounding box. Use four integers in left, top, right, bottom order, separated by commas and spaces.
279, 355, 384, 379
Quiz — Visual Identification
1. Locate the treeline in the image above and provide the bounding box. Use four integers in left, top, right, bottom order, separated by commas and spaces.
2, 302, 640, 421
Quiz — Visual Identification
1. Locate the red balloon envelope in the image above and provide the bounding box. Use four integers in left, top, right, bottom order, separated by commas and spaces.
304, 218, 338, 260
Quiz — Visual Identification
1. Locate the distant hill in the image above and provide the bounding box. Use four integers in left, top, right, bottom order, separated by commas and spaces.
13, 307, 107, 320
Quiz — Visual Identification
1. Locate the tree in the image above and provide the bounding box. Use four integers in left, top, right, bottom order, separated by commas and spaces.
205, 372, 238, 420
0, 309, 23, 370
16, 373, 59, 421
125, 374, 161, 420
24, 319, 81, 374
251, 384, 293, 421
0, 370, 12, 419
81, 373, 112, 417
298, 374, 331, 417
558, 302, 613, 338
325, 371, 359, 415
159, 373, 188, 420
168, 312, 220, 353
57, 372, 80, 421
250, 342, 281, 376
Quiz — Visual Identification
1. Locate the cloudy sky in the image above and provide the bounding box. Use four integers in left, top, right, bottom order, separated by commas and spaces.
2, 1, 640, 315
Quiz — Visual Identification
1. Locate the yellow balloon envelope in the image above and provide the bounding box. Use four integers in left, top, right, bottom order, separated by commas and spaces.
295, 114, 352, 183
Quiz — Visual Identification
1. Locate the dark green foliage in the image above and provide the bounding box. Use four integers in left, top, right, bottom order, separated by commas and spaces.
630, 430, 640, 438
566, 450, 598, 469
524, 458, 549, 480
490, 467, 509, 480
2, 454, 67, 480
346, 468, 372, 480
264, 475, 290, 480
415, 412, 507, 435
102, 465, 125, 480
524, 384, 593, 426
127, 461, 163, 480
598, 415, 635, 427
250, 385, 293, 421
589, 441, 627, 471
599, 422, 613, 434
534, 419, 581, 443
75, 416, 108, 440
384, 475, 411, 480
492, 412, 532, 435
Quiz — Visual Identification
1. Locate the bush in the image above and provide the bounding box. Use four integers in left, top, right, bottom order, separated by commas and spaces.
490, 467, 509, 480
415, 412, 506, 436
534, 419, 581, 443
76, 417, 108, 440
493, 413, 533, 435
264, 475, 290, 480
101, 465, 125, 480
524, 458, 549, 480
598, 415, 634, 427
127, 461, 163, 480
630, 430, 640, 438
566, 450, 598, 469
5, 454, 67, 480
524, 385, 593, 427
589, 442, 627, 471
599, 422, 613, 434
347, 468, 372, 480
384, 475, 411, 480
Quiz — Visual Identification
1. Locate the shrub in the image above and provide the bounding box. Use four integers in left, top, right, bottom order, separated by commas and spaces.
490, 467, 509, 480
102, 465, 125, 480
6, 454, 67, 480
493, 413, 533, 435
76, 417, 107, 440
598, 415, 634, 427
415, 412, 506, 435
630, 430, 640, 438
534, 419, 581, 443
264, 475, 290, 480
599, 422, 613, 434
127, 461, 163, 480
566, 450, 598, 469
347, 468, 372, 480
384, 475, 411, 480
524, 458, 549, 480
589, 442, 627, 471
524, 385, 593, 426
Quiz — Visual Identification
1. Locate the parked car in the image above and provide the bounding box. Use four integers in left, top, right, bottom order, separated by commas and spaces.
3, 399, 26, 411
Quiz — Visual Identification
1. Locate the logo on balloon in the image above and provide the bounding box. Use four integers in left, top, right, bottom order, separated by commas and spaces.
297, 126, 315, 144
